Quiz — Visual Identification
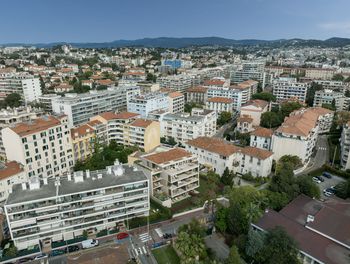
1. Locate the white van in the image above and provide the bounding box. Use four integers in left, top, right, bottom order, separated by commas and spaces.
82, 239, 99, 249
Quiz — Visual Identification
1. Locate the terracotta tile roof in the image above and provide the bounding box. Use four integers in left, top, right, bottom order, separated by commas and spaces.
87, 119, 103, 127
143, 148, 192, 164
0, 161, 23, 180
187, 137, 242, 157
242, 99, 269, 109
241, 146, 273, 160
130, 119, 153, 128
71, 124, 95, 140
10, 116, 61, 137
207, 97, 233, 104
98, 112, 119, 121
168, 91, 184, 98
96, 79, 114, 85
203, 79, 225, 86
251, 127, 273, 138
238, 115, 253, 123
186, 86, 208, 93
115, 112, 140, 119
239, 80, 258, 86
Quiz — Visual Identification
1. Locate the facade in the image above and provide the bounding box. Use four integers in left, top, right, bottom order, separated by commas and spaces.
236, 80, 259, 104
313, 89, 349, 111
137, 147, 199, 207
240, 99, 269, 126
52, 86, 140, 127
273, 77, 311, 103
168, 92, 185, 113
250, 127, 273, 151
0, 72, 42, 103
340, 121, 350, 170
236, 115, 254, 133
4, 163, 150, 250
207, 86, 243, 111
38, 94, 61, 113
127, 92, 169, 118
206, 97, 234, 114
2, 115, 74, 178
71, 124, 96, 162
0, 161, 27, 203
185, 86, 208, 104
230, 61, 266, 86
157, 75, 193, 93
272, 107, 334, 163
91, 112, 160, 152
304, 68, 335, 80
185, 137, 273, 177
160, 108, 216, 144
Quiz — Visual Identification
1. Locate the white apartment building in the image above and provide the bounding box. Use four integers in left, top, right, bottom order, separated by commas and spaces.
185, 137, 273, 177
340, 122, 350, 170
313, 89, 350, 111
157, 74, 193, 93
207, 86, 243, 111
0, 161, 27, 203
240, 99, 269, 126
90, 112, 160, 152
4, 162, 150, 250
272, 107, 334, 163
52, 86, 140, 126
168, 92, 185, 113
305, 68, 335, 80
206, 97, 234, 114
136, 147, 199, 207
273, 77, 311, 103
250, 127, 273, 151
0, 72, 42, 103
2, 115, 74, 178
127, 92, 169, 118
38, 94, 62, 113
159, 108, 216, 144
235, 80, 259, 105
314, 80, 348, 91
230, 61, 267, 87
0, 106, 43, 160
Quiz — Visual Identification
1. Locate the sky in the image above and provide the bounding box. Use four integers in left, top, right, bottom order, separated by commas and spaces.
1, 0, 350, 43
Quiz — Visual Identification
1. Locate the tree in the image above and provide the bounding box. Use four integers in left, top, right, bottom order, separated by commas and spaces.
306, 82, 322, 106
280, 101, 302, 118
215, 207, 229, 233
175, 232, 207, 263
245, 228, 265, 259
260, 112, 282, 128
252, 92, 276, 102
217, 111, 232, 126
178, 218, 206, 237
278, 155, 302, 170
4, 245, 17, 258
345, 76, 350, 83
221, 167, 234, 186
146, 73, 156, 82
261, 190, 290, 211
332, 73, 344, 81
296, 175, 320, 199
4, 93, 22, 108
226, 245, 241, 264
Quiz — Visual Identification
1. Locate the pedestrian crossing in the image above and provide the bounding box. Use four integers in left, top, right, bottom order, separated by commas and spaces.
131, 243, 148, 257
139, 232, 152, 243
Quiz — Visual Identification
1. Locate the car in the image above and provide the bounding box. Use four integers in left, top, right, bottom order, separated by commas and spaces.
163, 233, 173, 239
82, 239, 99, 249
326, 188, 335, 194
316, 176, 325, 182
117, 232, 129, 240
34, 253, 47, 259
323, 190, 333, 197
68, 245, 79, 252
18, 258, 33, 263
50, 249, 67, 257
312, 177, 321, 184
322, 172, 332, 179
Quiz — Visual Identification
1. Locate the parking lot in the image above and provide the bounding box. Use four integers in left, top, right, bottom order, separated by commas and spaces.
313, 174, 346, 199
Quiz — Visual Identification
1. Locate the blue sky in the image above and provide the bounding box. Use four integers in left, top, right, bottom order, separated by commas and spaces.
1, 0, 350, 43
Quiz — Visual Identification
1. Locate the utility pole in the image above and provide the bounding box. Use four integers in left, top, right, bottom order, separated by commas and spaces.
332, 145, 337, 167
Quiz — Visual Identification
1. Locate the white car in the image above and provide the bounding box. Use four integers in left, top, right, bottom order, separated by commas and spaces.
312, 177, 321, 184
323, 190, 332, 197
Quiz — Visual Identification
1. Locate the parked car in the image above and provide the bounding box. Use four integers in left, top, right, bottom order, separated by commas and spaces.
117, 232, 129, 240
316, 176, 325, 182
50, 249, 67, 257
68, 245, 80, 252
322, 172, 332, 179
323, 189, 333, 197
82, 239, 99, 249
163, 233, 173, 239
312, 177, 321, 184
325, 188, 335, 194
18, 258, 33, 263
34, 253, 47, 259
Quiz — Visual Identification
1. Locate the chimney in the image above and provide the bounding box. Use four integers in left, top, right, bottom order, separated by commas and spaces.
107, 166, 112, 174
67, 173, 72, 181
86, 169, 90, 178
97, 173, 103, 179
21, 183, 27, 190
43, 178, 48, 185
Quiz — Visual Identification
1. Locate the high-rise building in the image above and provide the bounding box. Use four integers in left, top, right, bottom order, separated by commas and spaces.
127, 92, 169, 118
272, 77, 311, 103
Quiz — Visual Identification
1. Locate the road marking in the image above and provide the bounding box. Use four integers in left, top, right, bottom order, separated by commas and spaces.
142, 246, 147, 254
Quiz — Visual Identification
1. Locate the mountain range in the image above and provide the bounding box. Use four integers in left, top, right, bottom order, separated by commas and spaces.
2, 37, 350, 49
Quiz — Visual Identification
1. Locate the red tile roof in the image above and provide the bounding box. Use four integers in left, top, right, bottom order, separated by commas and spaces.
168, 91, 184, 98
0, 161, 23, 180
207, 97, 233, 104
204, 79, 225, 86
186, 86, 208, 93
241, 146, 273, 160
130, 119, 153, 128
143, 148, 192, 164
10, 116, 62, 137
187, 137, 242, 157
71, 124, 95, 140
251, 127, 273, 138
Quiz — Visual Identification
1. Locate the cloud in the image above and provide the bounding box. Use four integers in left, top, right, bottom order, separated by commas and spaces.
318, 22, 350, 33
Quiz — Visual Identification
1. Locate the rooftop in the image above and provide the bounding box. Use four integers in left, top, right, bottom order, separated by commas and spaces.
130, 119, 154, 128
0, 161, 23, 181
207, 97, 233, 104
187, 137, 241, 157
251, 127, 273, 138
242, 99, 269, 109
142, 148, 192, 165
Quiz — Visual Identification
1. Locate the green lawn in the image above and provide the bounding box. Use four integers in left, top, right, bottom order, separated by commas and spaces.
152, 245, 180, 264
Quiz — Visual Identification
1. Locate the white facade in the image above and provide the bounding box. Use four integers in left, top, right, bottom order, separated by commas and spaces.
207, 86, 243, 111
240, 100, 269, 126
157, 75, 193, 93
168, 92, 185, 113
127, 92, 169, 118
313, 89, 349, 111
340, 122, 350, 170
273, 77, 310, 103
206, 97, 234, 113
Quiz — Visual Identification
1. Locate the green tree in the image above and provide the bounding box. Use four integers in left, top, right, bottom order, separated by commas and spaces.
296, 175, 321, 199
280, 101, 302, 118
4, 245, 17, 258
221, 167, 234, 186
345, 76, 350, 83
178, 218, 206, 237
245, 228, 266, 259
332, 73, 344, 81
175, 232, 207, 263
252, 92, 276, 102
226, 245, 241, 264
305, 82, 322, 106
146, 73, 157, 82
4, 93, 22, 108
261, 190, 290, 211
260, 112, 282, 128
278, 155, 302, 170
215, 207, 229, 233
217, 111, 232, 126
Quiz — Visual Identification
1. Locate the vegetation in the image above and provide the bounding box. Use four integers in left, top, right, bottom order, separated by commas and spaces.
160, 136, 177, 146
184, 102, 203, 113
226, 245, 241, 264
146, 73, 157, 82
251, 92, 276, 102
152, 246, 180, 264
332, 73, 344, 81
305, 82, 323, 106
0, 93, 22, 109
217, 111, 232, 126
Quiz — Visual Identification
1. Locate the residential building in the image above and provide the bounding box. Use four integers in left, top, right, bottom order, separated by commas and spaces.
207, 86, 243, 111
185, 137, 273, 177
38, 94, 61, 113
252, 195, 350, 264
54, 83, 74, 93
136, 147, 199, 207
4, 162, 150, 250
2, 115, 74, 178
314, 80, 347, 91
185, 86, 208, 104
236, 80, 259, 104
127, 92, 169, 118
0, 161, 27, 203
250, 127, 273, 151
157, 75, 193, 93
0, 72, 42, 103
305, 68, 335, 80
273, 77, 311, 103
272, 107, 334, 163
168, 92, 185, 113
340, 121, 350, 170
230, 61, 267, 87
206, 97, 234, 114
240, 99, 269, 126
159, 108, 216, 144
71, 124, 96, 162
90, 112, 160, 152
0, 106, 44, 160
52, 86, 140, 127
313, 89, 350, 111
236, 115, 254, 133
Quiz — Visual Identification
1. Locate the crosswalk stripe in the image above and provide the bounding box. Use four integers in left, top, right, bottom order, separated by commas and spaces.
133, 249, 139, 256
142, 246, 147, 254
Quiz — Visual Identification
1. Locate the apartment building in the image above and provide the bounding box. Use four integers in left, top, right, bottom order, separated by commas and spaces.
272, 107, 334, 163
236, 80, 259, 104
38, 94, 61, 113
230, 61, 267, 87
236, 115, 254, 133
2, 115, 74, 178
185, 86, 208, 104
136, 147, 199, 207
313, 89, 350, 111
273, 77, 311, 103
71, 124, 96, 162
206, 97, 234, 113
4, 162, 150, 250
185, 137, 273, 177
240, 99, 269, 126
313, 80, 348, 91
52, 86, 140, 126
0, 72, 42, 103
90, 112, 160, 152
250, 127, 273, 151
0, 106, 43, 160
157, 74, 193, 93
340, 121, 350, 170
168, 92, 185, 113
0, 161, 27, 203
207, 86, 243, 111
305, 68, 335, 80
160, 108, 216, 144
127, 92, 169, 118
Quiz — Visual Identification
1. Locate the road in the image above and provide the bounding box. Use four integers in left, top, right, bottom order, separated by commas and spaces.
214, 123, 232, 138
